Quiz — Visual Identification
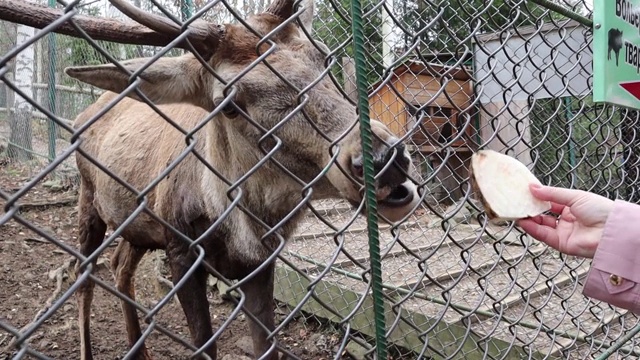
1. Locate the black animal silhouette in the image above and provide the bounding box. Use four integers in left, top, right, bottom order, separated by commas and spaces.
608, 28, 624, 66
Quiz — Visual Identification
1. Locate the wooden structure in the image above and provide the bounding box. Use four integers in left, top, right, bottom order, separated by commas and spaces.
368, 60, 476, 152
368, 60, 477, 202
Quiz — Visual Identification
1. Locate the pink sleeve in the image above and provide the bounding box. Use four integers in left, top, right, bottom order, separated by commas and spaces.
583, 200, 640, 313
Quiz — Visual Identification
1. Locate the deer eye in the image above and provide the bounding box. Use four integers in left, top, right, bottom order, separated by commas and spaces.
222, 103, 240, 118
213, 97, 245, 119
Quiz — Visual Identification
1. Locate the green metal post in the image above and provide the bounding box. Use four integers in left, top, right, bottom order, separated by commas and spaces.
595, 323, 640, 359
528, 0, 594, 28
47, 0, 57, 162
181, 0, 193, 21
349, 0, 387, 358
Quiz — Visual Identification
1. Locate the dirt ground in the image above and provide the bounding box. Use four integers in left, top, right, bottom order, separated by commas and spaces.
0, 162, 354, 360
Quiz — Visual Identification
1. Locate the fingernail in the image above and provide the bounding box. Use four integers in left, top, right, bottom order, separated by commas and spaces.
530, 183, 543, 189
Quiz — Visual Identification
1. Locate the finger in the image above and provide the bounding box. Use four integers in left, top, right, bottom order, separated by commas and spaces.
524, 215, 543, 224
517, 214, 558, 228
529, 184, 585, 207
560, 206, 577, 222
548, 202, 566, 215
538, 214, 559, 228
517, 218, 561, 249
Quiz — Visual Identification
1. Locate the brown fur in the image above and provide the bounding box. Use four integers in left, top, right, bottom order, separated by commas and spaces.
69, 2, 420, 360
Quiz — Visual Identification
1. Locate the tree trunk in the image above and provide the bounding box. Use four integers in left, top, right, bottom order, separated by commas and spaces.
341, 57, 357, 102
8, 24, 35, 162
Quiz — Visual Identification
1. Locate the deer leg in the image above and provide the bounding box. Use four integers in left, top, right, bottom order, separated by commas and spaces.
240, 263, 280, 360
76, 182, 107, 360
166, 240, 215, 359
111, 241, 152, 360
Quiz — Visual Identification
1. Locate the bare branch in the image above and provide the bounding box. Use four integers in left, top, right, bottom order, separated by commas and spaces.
108, 0, 225, 56
0, 0, 175, 47
0, 0, 226, 57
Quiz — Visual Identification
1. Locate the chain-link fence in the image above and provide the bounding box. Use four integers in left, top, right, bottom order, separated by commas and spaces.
0, 15, 79, 175
0, 0, 193, 179
1, 0, 639, 359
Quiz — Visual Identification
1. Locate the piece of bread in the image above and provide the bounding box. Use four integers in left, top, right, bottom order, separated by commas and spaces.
469, 149, 551, 221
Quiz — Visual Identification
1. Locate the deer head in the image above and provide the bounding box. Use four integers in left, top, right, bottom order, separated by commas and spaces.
1, 0, 420, 222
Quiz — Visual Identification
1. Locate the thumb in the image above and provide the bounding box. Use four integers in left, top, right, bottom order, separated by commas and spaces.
529, 184, 584, 206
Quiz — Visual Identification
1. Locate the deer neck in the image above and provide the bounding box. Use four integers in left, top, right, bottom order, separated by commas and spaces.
199, 118, 309, 230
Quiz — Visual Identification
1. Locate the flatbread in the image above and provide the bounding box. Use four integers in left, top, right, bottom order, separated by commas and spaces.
469, 150, 551, 221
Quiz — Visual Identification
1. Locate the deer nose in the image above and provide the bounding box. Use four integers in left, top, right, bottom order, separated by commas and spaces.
374, 143, 410, 189
379, 181, 414, 207
350, 145, 415, 208
350, 144, 410, 184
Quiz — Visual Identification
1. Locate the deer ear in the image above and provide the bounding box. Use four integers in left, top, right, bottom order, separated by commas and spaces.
64, 54, 213, 110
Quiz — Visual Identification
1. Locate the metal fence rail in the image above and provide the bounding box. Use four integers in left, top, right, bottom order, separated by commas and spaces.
1, 0, 639, 359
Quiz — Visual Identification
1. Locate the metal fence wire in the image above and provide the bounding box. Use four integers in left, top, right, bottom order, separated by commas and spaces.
1, 0, 639, 359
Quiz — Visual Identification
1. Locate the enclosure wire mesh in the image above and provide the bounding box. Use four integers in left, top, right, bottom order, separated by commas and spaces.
1, 0, 639, 359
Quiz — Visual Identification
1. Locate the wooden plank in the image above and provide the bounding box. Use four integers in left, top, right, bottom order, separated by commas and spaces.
403, 62, 472, 82
305, 204, 354, 218
370, 84, 405, 137
274, 265, 555, 360
341, 57, 357, 102
391, 81, 407, 139
547, 311, 630, 358
402, 89, 470, 109
293, 218, 428, 241
412, 145, 472, 154
0, 107, 73, 126
295, 232, 484, 274
369, 92, 382, 123
477, 264, 591, 314
32, 82, 103, 96
399, 74, 472, 108
380, 86, 402, 136
404, 74, 471, 95
400, 245, 548, 292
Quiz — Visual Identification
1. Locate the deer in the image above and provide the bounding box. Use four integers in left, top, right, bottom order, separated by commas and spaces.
0, 0, 421, 359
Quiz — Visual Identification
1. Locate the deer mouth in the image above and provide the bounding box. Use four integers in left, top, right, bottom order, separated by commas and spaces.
346, 182, 416, 212
379, 183, 414, 207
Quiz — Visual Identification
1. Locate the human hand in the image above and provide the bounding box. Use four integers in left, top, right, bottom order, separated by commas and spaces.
516, 184, 615, 258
